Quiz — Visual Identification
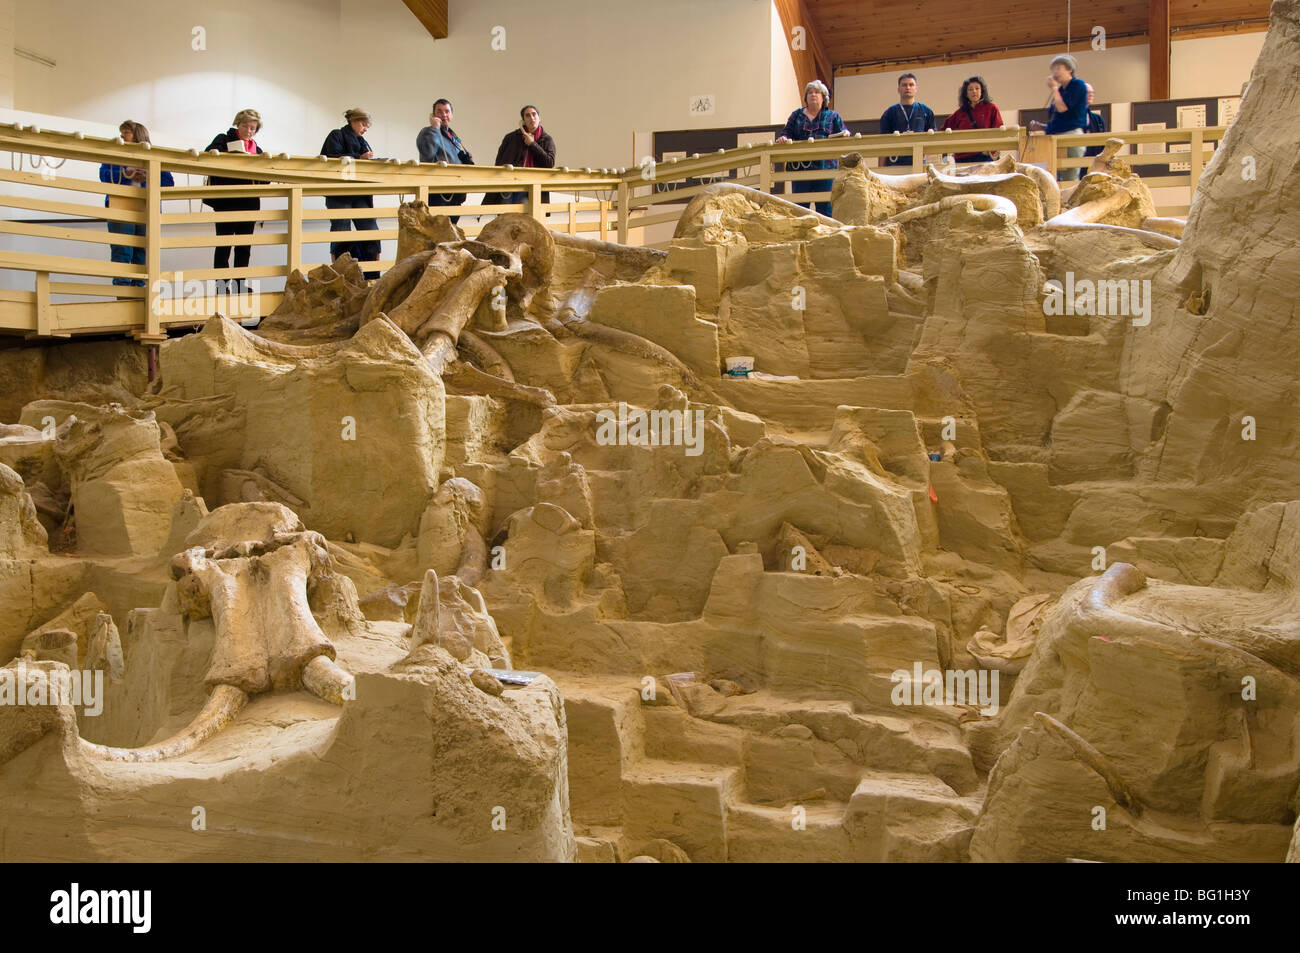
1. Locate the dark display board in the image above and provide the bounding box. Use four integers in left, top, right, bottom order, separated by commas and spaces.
1130, 96, 1229, 177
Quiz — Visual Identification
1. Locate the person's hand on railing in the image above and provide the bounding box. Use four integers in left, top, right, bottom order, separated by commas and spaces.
775, 136, 791, 144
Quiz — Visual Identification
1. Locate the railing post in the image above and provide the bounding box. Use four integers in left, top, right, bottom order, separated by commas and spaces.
568, 200, 578, 235
599, 199, 609, 240
911, 143, 925, 171
759, 150, 772, 194
1046, 135, 1059, 178
288, 186, 303, 275
1189, 127, 1204, 193
529, 182, 544, 222
35, 271, 51, 336
144, 158, 162, 338
617, 180, 629, 245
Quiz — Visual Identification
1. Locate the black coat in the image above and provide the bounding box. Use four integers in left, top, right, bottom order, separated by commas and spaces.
492, 128, 556, 168
202, 128, 265, 209
321, 125, 373, 159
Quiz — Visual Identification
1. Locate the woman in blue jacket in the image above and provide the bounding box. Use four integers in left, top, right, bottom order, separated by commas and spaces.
99, 120, 173, 286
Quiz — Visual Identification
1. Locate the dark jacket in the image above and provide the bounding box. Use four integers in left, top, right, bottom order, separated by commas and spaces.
202, 129, 265, 209
493, 127, 555, 168
321, 125, 373, 160
1084, 110, 1108, 157
202, 129, 265, 185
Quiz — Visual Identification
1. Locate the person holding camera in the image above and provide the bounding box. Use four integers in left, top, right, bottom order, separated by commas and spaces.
417, 98, 475, 223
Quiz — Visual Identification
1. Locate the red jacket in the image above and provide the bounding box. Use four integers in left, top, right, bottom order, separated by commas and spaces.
940, 101, 1004, 160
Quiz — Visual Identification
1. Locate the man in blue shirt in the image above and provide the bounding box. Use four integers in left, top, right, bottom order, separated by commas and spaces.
879, 73, 936, 167
776, 80, 850, 216
1044, 55, 1089, 180
417, 98, 474, 223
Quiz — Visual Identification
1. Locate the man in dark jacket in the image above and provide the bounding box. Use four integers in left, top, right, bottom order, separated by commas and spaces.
486, 105, 555, 210
1083, 83, 1108, 158
321, 108, 380, 273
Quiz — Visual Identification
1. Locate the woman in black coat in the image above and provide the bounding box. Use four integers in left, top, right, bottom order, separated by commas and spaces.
320, 108, 380, 274
203, 109, 264, 292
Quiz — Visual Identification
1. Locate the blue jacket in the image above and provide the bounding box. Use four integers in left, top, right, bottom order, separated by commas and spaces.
417, 125, 472, 164
1046, 77, 1089, 133
99, 163, 174, 207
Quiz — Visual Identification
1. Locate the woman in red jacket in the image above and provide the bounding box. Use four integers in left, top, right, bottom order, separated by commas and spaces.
940, 76, 1003, 163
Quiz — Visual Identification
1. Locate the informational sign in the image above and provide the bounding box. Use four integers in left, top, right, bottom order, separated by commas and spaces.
1137, 121, 1166, 155
1176, 103, 1207, 128
1217, 97, 1241, 127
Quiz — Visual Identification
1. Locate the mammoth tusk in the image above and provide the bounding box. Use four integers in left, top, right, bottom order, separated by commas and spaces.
302, 655, 355, 705
80, 684, 249, 763
1033, 710, 1145, 817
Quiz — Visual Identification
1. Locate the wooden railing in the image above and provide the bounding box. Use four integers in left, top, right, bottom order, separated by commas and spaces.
1030, 125, 1228, 192
0, 120, 1222, 341
619, 127, 1022, 245
0, 123, 619, 341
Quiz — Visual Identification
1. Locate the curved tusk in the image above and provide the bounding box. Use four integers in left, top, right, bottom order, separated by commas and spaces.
80, 684, 248, 763
302, 655, 354, 706
1034, 711, 1144, 817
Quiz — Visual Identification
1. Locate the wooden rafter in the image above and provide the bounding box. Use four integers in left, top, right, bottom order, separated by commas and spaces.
402, 0, 448, 40
773, 0, 834, 101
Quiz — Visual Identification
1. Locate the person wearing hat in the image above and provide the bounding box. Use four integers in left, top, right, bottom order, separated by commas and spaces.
321, 108, 380, 273
1044, 54, 1090, 181
775, 80, 849, 216
202, 108, 265, 292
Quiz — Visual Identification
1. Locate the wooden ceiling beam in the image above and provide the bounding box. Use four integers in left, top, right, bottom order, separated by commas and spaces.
402, 0, 448, 40
806, 0, 1269, 70
1150, 0, 1171, 99
774, 0, 835, 101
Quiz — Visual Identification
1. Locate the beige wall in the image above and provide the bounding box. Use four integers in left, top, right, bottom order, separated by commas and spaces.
1171, 32, 1264, 98
0, 0, 14, 109
12, 0, 782, 169
769, 5, 799, 123
835, 46, 1149, 122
